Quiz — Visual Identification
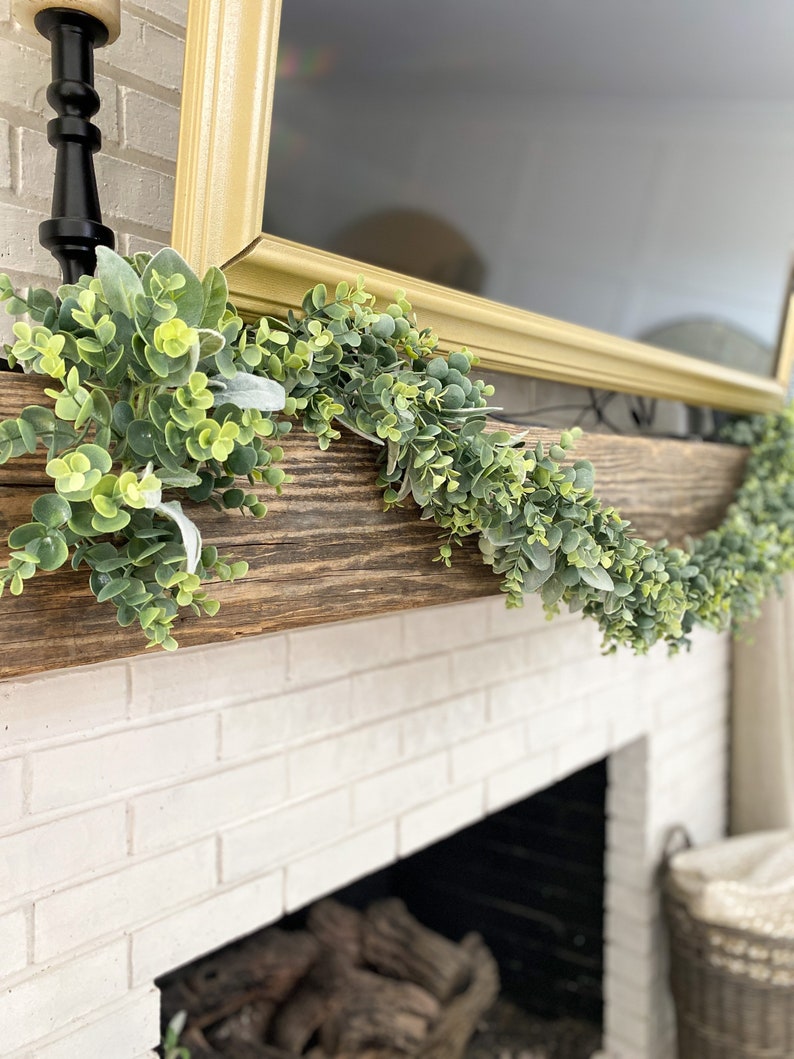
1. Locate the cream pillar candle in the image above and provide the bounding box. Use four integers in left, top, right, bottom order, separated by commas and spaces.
12, 0, 121, 43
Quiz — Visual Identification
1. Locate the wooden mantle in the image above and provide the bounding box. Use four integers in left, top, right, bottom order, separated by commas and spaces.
0, 375, 747, 679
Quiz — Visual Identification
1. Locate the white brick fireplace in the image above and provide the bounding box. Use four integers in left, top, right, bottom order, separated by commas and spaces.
0, 596, 729, 1059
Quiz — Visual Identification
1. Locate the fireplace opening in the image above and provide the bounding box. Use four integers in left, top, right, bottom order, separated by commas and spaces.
157, 760, 606, 1059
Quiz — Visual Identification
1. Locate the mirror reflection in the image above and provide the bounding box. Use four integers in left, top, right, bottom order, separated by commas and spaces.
266, 0, 794, 378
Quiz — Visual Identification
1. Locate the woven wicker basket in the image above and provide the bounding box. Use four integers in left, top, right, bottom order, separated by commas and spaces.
663, 842, 794, 1059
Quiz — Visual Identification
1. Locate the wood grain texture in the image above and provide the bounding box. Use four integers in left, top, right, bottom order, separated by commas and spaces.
0, 374, 748, 679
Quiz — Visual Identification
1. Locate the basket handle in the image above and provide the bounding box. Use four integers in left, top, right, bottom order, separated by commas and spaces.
660, 825, 693, 873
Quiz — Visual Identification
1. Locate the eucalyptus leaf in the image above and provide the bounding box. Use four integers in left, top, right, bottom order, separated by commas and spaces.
579, 565, 615, 592
142, 248, 204, 325
200, 267, 229, 329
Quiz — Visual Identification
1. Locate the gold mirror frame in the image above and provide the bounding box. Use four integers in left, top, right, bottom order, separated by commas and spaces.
172, 0, 792, 414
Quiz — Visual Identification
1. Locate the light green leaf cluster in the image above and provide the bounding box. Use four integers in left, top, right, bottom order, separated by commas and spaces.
0, 249, 287, 648
1, 251, 792, 654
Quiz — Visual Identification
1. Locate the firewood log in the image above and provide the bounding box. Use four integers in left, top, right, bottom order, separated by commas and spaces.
417, 933, 499, 1059
270, 952, 351, 1054
185, 928, 320, 1014
320, 962, 440, 1056
308, 899, 365, 964
362, 899, 472, 1003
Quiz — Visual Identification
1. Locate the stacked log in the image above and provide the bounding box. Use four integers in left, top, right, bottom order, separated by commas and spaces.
161, 899, 500, 1059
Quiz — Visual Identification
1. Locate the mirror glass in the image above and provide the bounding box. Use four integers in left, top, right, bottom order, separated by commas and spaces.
265, 0, 794, 378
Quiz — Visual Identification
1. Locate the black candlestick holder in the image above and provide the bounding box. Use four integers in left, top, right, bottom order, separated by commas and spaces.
33, 6, 115, 283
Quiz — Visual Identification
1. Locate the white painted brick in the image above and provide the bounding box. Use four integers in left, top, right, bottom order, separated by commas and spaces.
399, 784, 484, 855
128, 634, 289, 716
120, 87, 179, 161
34, 839, 216, 961
95, 73, 121, 143
0, 941, 127, 1054
608, 850, 653, 892
608, 739, 648, 804
14, 75, 122, 146
486, 591, 573, 638
605, 939, 661, 992
30, 713, 216, 812
450, 722, 526, 784
606, 880, 658, 922
449, 636, 535, 694
131, 871, 283, 985
485, 749, 558, 812
220, 676, 352, 760
33, 986, 159, 1059
129, 0, 187, 27
222, 788, 350, 882
220, 692, 290, 758
488, 668, 564, 724
608, 694, 652, 748
288, 614, 404, 685
605, 1003, 653, 1054
0, 908, 28, 975
608, 816, 648, 860
604, 906, 666, 958
286, 823, 396, 911
97, 152, 173, 232
17, 127, 53, 202
132, 755, 287, 852
568, 650, 624, 692
120, 231, 167, 257
0, 757, 23, 826
288, 719, 401, 798
654, 730, 726, 789
651, 699, 727, 760
0, 201, 57, 278
353, 753, 448, 826
557, 722, 611, 777
603, 971, 654, 1021
401, 599, 490, 658
102, 14, 184, 92
0, 803, 126, 898
0, 116, 10, 189
0, 38, 49, 114
526, 698, 586, 753
350, 655, 451, 722
529, 615, 603, 665
0, 662, 128, 746
401, 691, 487, 758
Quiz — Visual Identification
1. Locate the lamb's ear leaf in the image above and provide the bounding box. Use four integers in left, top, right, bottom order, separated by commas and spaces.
95, 247, 144, 316
209, 373, 286, 412
152, 500, 202, 574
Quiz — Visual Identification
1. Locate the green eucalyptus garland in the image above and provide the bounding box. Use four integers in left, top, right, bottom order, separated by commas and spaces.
0, 247, 791, 654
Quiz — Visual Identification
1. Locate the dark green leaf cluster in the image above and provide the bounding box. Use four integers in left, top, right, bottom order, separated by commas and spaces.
247, 279, 794, 654
1, 253, 791, 653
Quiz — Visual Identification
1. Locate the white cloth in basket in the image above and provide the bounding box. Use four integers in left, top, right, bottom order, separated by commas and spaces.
669, 829, 794, 938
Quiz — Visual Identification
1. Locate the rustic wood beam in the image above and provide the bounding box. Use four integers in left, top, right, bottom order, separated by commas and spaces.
0, 375, 747, 679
